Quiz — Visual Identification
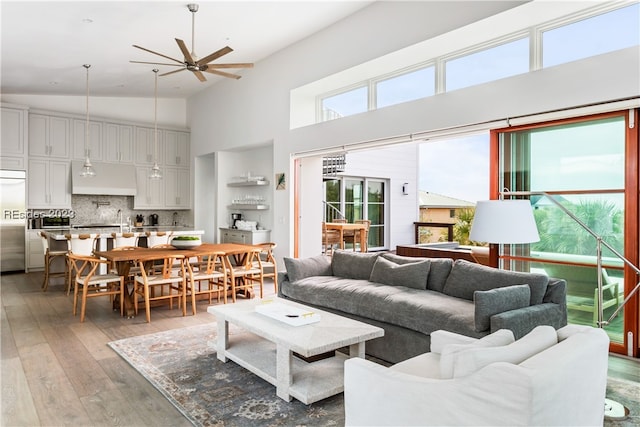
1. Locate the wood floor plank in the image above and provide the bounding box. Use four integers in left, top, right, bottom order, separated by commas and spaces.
18, 342, 93, 426
1, 356, 40, 426
41, 325, 119, 398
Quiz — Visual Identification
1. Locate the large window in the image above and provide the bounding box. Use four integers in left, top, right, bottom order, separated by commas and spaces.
302, 3, 639, 127
321, 86, 367, 121
375, 66, 435, 109
542, 3, 640, 68
445, 37, 529, 92
497, 113, 635, 350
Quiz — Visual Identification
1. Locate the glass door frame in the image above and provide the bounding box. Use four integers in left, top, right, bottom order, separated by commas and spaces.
490, 109, 639, 357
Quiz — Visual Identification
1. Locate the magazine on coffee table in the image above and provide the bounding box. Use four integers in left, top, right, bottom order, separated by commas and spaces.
255, 302, 321, 326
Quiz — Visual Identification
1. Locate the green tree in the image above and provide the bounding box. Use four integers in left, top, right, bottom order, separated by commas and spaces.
532, 199, 623, 258
452, 208, 475, 245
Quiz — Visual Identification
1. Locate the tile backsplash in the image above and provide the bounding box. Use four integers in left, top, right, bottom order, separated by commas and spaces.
67, 196, 190, 226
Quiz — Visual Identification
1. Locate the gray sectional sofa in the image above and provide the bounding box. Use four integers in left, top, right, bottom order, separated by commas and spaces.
279, 250, 567, 363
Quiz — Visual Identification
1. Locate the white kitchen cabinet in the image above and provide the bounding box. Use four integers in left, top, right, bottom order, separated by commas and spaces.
134, 166, 164, 209
164, 130, 190, 167
219, 228, 271, 244
28, 114, 70, 158
1, 106, 26, 159
28, 158, 71, 208
164, 167, 190, 209
72, 119, 103, 161
135, 126, 163, 166
26, 230, 45, 271
104, 123, 133, 163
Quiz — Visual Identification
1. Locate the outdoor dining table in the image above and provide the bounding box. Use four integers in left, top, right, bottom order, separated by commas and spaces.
94, 243, 260, 318
324, 222, 368, 252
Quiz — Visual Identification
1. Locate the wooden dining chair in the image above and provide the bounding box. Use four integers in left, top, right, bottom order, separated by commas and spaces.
344, 219, 371, 252
65, 233, 99, 296
322, 222, 341, 256
40, 231, 69, 292
68, 253, 124, 322
224, 247, 264, 302
253, 242, 278, 293
185, 251, 228, 311
134, 254, 187, 323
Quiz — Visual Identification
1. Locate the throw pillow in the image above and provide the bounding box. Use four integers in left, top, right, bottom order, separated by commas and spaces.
369, 256, 430, 290
331, 250, 380, 280
442, 259, 548, 305
381, 253, 453, 292
283, 255, 332, 283
473, 285, 531, 332
451, 325, 558, 378
439, 329, 515, 379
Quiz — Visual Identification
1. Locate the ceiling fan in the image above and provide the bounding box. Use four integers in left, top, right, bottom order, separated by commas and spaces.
130, 3, 253, 82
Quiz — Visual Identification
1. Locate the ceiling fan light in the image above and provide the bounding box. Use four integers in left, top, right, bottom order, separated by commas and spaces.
80, 157, 96, 177
149, 163, 162, 180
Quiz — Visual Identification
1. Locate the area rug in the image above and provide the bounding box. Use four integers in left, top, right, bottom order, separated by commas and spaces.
109, 323, 639, 427
108, 323, 343, 426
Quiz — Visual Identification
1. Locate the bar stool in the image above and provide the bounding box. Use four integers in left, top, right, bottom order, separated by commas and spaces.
146, 231, 171, 247
111, 232, 139, 248
40, 231, 69, 292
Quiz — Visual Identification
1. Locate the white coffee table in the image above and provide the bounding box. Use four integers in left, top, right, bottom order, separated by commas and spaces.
208, 298, 384, 404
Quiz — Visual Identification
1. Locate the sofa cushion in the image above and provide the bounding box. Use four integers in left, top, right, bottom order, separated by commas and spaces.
443, 259, 548, 305
439, 329, 515, 379
450, 325, 558, 378
283, 255, 332, 282
332, 250, 380, 280
474, 284, 531, 332
370, 256, 430, 290
382, 253, 453, 293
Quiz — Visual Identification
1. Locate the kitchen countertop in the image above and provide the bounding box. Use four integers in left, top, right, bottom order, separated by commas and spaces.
219, 227, 271, 232
44, 227, 204, 240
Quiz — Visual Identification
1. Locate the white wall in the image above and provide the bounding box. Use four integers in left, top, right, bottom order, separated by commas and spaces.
188, 1, 639, 261
1, 94, 187, 129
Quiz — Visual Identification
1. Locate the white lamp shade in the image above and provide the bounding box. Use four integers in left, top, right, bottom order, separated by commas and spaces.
470, 200, 540, 244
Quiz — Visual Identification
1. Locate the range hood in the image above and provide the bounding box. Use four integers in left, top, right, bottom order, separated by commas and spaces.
71, 161, 137, 196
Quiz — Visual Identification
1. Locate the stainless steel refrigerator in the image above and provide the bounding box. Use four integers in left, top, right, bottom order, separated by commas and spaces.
0, 170, 26, 272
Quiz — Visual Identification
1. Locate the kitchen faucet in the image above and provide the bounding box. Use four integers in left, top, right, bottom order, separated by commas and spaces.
117, 209, 123, 233
173, 211, 178, 226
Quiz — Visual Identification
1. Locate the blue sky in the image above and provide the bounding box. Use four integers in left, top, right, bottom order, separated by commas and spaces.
418, 134, 489, 203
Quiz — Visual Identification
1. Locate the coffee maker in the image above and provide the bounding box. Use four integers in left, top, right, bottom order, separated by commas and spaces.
231, 213, 242, 229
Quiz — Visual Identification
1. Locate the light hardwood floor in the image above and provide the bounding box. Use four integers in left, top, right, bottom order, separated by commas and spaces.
2, 271, 639, 426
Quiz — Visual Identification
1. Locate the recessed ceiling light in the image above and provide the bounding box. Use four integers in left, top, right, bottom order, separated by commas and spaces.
82, 18, 93, 24
49, 81, 58, 85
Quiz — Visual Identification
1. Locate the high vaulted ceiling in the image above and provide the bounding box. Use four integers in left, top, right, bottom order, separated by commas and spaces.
0, 1, 371, 99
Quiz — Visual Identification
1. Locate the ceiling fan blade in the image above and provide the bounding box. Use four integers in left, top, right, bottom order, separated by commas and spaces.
197, 46, 233, 66
206, 63, 254, 69
175, 38, 196, 64
130, 60, 183, 67
203, 68, 242, 80
159, 68, 186, 77
193, 71, 207, 82
133, 44, 184, 65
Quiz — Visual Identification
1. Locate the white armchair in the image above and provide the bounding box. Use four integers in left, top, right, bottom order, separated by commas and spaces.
344, 325, 609, 426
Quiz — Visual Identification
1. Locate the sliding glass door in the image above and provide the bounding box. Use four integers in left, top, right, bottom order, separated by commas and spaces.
494, 110, 638, 355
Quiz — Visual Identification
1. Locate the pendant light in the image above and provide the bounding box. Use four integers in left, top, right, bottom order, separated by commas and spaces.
80, 64, 96, 177
149, 68, 162, 179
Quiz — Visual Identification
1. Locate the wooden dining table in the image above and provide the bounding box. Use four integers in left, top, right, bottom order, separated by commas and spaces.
324, 222, 368, 252
94, 243, 260, 318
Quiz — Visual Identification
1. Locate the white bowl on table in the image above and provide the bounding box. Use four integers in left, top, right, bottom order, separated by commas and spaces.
170, 236, 202, 248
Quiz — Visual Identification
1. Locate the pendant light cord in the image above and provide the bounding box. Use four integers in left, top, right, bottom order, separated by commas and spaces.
84, 64, 90, 158
153, 68, 159, 164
